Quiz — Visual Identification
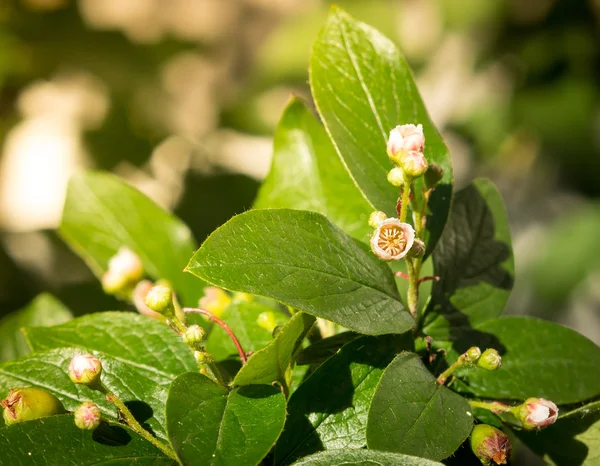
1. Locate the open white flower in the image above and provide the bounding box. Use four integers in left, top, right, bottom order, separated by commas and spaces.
370, 218, 415, 261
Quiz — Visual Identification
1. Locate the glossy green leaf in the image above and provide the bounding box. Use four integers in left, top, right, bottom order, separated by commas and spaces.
166, 372, 286, 466
205, 299, 289, 361
291, 449, 444, 466
275, 334, 412, 465
367, 352, 473, 460
0, 414, 171, 465
518, 401, 600, 466
187, 209, 413, 336
423, 179, 514, 339
310, 7, 453, 253
254, 97, 372, 242
456, 317, 600, 404
60, 171, 202, 306
296, 331, 359, 366
234, 312, 315, 386
20, 312, 197, 438
0, 294, 72, 362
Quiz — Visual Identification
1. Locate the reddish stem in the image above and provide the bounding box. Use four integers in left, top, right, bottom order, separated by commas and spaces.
418, 275, 440, 284
395, 271, 410, 281
183, 307, 248, 364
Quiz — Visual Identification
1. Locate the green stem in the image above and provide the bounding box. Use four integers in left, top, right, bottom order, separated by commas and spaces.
102, 386, 179, 463
406, 258, 419, 319
436, 358, 464, 385
469, 400, 512, 414
399, 185, 410, 223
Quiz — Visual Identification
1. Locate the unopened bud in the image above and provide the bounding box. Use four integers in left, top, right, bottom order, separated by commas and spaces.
370, 219, 415, 261
69, 353, 102, 386
183, 325, 206, 346
517, 398, 558, 430
462, 347, 482, 365
133, 280, 161, 319
102, 270, 129, 295
424, 163, 444, 189
74, 401, 102, 430
401, 151, 428, 179
386, 167, 405, 187
477, 349, 502, 371
102, 247, 143, 294
470, 424, 512, 465
199, 287, 231, 319
194, 350, 210, 365
408, 238, 426, 258
387, 124, 425, 162
145, 285, 175, 317
368, 211, 388, 228
256, 312, 278, 332
2, 388, 65, 425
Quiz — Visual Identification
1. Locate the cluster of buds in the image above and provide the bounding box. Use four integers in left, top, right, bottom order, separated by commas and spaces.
470, 424, 512, 465
102, 247, 144, 295
368, 213, 416, 261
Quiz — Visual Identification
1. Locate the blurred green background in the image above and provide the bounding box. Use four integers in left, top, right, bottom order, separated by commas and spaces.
0, 0, 599, 344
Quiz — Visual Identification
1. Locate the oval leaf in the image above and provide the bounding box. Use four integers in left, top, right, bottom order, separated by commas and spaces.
423, 179, 514, 339
254, 97, 372, 242
456, 317, 600, 404
187, 209, 413, 336
60, 171, 202, 306
0, 414, 172, 465
310, 7, 453, 253
367, 352, 473, 460
291, 449, 444, 466
166, 372, 286, 466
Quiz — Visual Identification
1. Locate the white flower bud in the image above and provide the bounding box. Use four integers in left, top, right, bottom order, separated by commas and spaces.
401, 151, 428, 179
368, 211, 388, 228
102, 247, 143, 294
518, 398, 559, 430
69, 353, 102, 386
387, 124, 425, 161
387, 167, 405, 187
370, 218, 415, 261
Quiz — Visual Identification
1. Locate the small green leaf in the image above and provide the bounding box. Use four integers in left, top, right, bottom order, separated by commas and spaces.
234, 312, 315, 386
310, 7, 453, 254
254, 97, 372, 242
187, 209, 413, 335
517, 401, 600, 466
367, 352, 473, 461
166, 372, 286, 466
455, 317, 600, 404
205, 299, 289, 361
60, 171, 202, 306
291, 449, 444, 466
423, 179, 514, 339
0, 414, 172, 465
275, 334, 412, 465
0, 294, 72, 362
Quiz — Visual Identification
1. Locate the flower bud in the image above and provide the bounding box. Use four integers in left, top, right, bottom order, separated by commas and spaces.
133, 280, 162, 319
183, 325, 206, 346
368, 211, 388, 228
477, 349, 502, 371
74, 401, 102, 430
517, 398, 558, 430
256, 312, 278, 332
386, 167, 405, 187
408, 238, 426, 258
194, 350, 210, 365
424, 163, 444, 189
462, 347, 482, 365
69, 353, 102, 386
370, 219, 415, 261
199, 287, 231, 318
401, 151, 428, 179
145, 285, 175, 317
2, 388, 65, 425
102, 270, 129, 295
102, 247, 143, 294
470, 424, 512, 465
387, 124, 425, 161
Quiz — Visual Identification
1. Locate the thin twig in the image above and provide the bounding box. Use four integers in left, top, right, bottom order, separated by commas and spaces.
184, 307, 248, 364
418, 275, 440, 284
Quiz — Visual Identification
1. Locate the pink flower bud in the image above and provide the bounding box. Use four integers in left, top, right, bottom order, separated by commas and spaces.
470, 424, 512, 465
401, 151, 428, 179
370, 218, 415, 261
199, 287, 231, 318
74, 401, 102, 430
69, 353, 102, 386
518, 398, 559, 430
387, 124, 425, 159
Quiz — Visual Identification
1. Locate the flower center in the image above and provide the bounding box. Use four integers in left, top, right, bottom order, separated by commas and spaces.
377, 224, 406, 256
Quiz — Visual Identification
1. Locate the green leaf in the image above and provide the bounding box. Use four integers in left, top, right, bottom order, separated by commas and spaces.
455, 317, 600, 404
0, 414, 172, 465
254, 97, 372, 242
20, 312, 197, 438
296, 331, 359, 366
205, 299, 289, 361
234, 312, 315, 386
517, 401, 600, 466
187, 209, 413, 336
0, 294, 72, 362
275, 334, 412, 465
291, 449, 444, 466
367, 352, 473, 461
310, 7, 453, 254
423, 179, 514, 339
60, 171, 202, 306
166, 372, 286, 466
